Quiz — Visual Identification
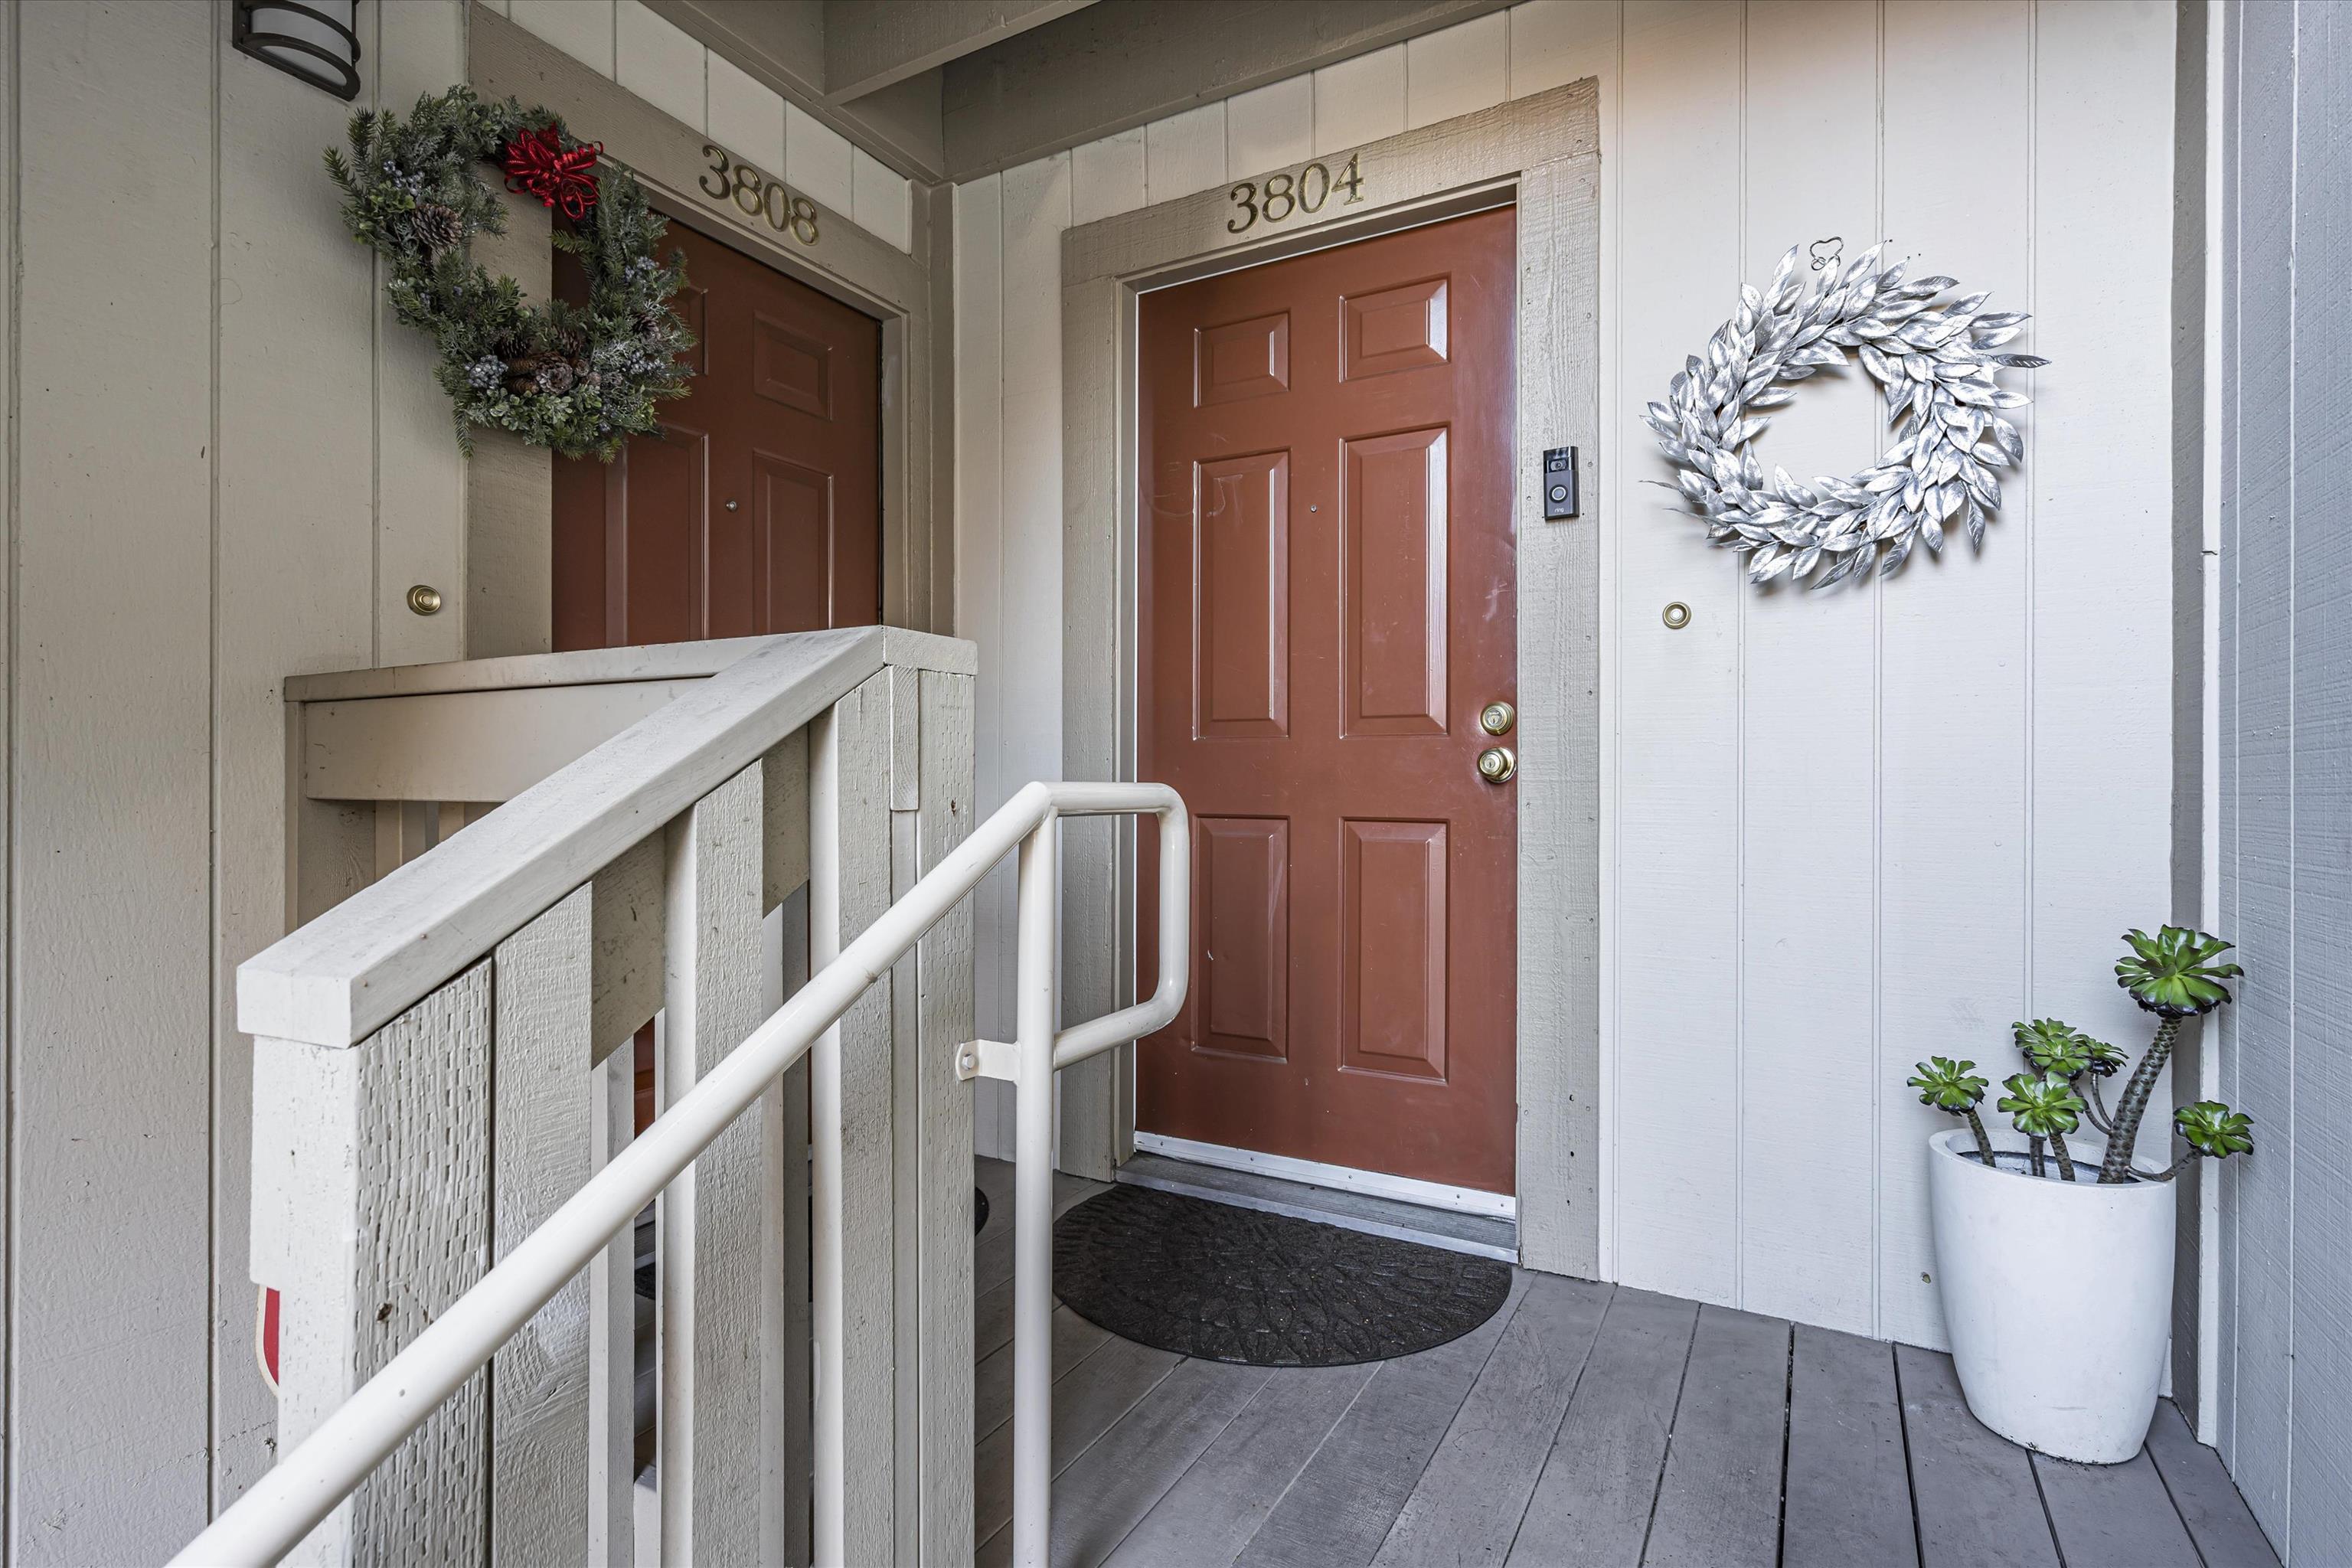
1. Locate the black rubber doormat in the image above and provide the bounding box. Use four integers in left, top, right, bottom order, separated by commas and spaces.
1052, 1184, 1511, 1367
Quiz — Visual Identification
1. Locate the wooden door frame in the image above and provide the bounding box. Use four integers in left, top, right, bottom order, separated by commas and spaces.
470, 4, 952, 636
1059, 80, 1603, 1278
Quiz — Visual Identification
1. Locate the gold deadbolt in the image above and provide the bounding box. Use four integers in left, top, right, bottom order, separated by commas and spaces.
1661, 600, 1692, 630
1479, 701, 1517, 737
406, 583, 444, 616
1476, 746, 1517, 784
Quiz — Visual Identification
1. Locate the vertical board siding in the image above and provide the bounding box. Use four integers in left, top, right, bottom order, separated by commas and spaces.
953, 172, 1017, 1157
2029, 2, 2177, 1084
2287, 6, 2352, 1555
2221, 4, 2352, 1558
1406, 11, 1508, 131
1143, 103, 1227, 205
2223, 0, 2296, 1544
1611, 0, 1745, 1308
1733, 0, 1880, 1334
12, 7, 215, 1559
374, 0, 469, 667
1874, 0, 2036, 1351
213, 0, 382, 1510
956, 0, 2182, 1367
1225, 77, 1314, 181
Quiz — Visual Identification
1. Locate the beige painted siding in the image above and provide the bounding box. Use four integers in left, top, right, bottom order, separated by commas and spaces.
3, 2, 469, 1557
952, 0, 2180, 1355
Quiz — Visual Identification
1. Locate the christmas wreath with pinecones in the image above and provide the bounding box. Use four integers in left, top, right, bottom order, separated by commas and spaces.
327, 87, 692, 459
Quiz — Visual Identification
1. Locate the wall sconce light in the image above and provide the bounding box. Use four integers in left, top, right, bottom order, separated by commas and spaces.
232, 0, 362, 102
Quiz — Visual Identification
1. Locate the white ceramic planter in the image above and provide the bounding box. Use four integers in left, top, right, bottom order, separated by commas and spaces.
1926, 1127, 2175, 1463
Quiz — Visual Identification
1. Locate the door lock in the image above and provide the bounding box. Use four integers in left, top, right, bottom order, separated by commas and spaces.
1476, 746, 1517, 784
1479, 701, 1516, 737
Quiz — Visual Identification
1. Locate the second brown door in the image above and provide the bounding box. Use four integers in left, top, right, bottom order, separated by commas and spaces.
1138, 207, 1518, 1197
553, 217, 882, 649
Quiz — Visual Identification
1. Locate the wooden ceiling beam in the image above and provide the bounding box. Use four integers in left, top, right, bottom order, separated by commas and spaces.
824, 0, 1099, 103
940, 0, 1515, 179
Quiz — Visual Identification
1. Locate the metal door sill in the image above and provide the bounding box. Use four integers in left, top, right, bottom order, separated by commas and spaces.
1116, 1148, 1518, 1263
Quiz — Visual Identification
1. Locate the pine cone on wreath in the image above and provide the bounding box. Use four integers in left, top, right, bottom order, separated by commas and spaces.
407, 202, 462, 257
503, 354, 546, 396
535, 360, 577, 395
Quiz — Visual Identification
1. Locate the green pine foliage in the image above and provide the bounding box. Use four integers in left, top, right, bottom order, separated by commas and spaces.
326, 87, 692, 459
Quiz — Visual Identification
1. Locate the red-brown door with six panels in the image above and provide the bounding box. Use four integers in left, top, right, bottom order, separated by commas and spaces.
553, 217, 881, 650
1137, 207, 1518, 1195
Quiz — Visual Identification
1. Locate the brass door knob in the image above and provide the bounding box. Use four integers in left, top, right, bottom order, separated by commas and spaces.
1476, 746, 1517, 784
1479, 701, 1516, 736
406, 583, 443, 616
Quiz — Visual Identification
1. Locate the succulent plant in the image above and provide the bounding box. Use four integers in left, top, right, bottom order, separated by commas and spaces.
2168, 1102, 2254, 1168
1998, 1070, 2086, 1181
1909, 1057, 1995, 1166
2102, 927, 2244, 1183
1912, 926, 2256, 1187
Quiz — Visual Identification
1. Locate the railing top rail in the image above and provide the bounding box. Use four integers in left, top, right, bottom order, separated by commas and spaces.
178, 780, 1185, 1568
240, 627, 974, 1050
283, 628, 972, 704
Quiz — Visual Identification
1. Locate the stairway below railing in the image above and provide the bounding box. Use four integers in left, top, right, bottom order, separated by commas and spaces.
172, 629, 1187, 1568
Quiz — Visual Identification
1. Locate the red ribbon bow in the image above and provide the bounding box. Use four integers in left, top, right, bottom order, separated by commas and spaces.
502, 123, 602, 218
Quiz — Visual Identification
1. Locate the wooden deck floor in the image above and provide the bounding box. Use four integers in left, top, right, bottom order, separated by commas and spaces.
972, 1159, 2279, 1568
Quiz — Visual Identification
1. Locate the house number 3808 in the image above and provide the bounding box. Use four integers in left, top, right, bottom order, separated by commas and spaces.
1226, 152, 1365, 234
699, 145, 820, 245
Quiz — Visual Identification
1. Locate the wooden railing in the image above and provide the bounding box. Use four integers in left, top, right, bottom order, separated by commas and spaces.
234, 629, 978, 1566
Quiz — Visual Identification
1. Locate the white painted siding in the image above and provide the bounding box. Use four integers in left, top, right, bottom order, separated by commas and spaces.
509, 0, 917, 252
951, 0, 2181, 1359
2, 2, 473, 1557
2215, 4, 2352, 1559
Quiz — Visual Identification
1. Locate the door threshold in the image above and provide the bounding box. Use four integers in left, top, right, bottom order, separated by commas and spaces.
1131, 1132, 1514, 1218
1116, 1149, 1518, 1264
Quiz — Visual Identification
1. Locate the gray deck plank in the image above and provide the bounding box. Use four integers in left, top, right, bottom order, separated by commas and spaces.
1234, 1272, 1534, 1568
1780, 1325, 1918, 1567
978, 1277, 1014, 1361
2143, 1399, 2282, 1567
1641, 1305, 1792, 1567
978, 1357, 1279, 1568
973, 1333, 1184, 1544
975, 1169, 1108, 1296
1370, 1274, 1614, 1566
1505, 1288, 1700, 1567
976, 1304, 1113, 1437
1101, 1364, 1378, 1568
2033, 1449, 2201, 1568
1895, 1344, 2060, 1568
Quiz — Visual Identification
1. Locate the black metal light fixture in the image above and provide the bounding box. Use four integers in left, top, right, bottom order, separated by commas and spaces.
232, 0, 362, 102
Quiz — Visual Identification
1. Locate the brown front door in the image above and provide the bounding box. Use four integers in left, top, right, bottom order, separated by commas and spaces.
551, 219, 883, 1131
1138, 207, 1518, 1196
553, 217, 882, 649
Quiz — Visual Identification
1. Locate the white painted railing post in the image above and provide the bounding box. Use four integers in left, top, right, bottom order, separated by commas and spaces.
810, 675, 898, 1566
486, 888, 596, 1566
250, 968, 495, 1568
1012, 815, 1060, 1568
657, 764, 769, 1565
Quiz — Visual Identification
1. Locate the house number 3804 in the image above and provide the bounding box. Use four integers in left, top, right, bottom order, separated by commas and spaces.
1226, 152, 1364, 234
699, 145, 820, 245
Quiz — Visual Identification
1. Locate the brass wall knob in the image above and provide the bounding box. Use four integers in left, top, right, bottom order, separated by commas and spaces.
1479, 700, 1516, 737
1661, 601, 1692, 630
406, 583, 444, 616
1476, 746, 1517, 784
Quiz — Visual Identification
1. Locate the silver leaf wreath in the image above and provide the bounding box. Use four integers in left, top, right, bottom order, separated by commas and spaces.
1645, 244, 2047, 590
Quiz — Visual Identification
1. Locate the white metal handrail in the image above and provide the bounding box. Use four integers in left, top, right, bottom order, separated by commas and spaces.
173, 779, 1188, 1568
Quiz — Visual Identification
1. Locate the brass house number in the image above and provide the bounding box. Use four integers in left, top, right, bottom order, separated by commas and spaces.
1226, 152, 1365, 235
699, 145, 820, 245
